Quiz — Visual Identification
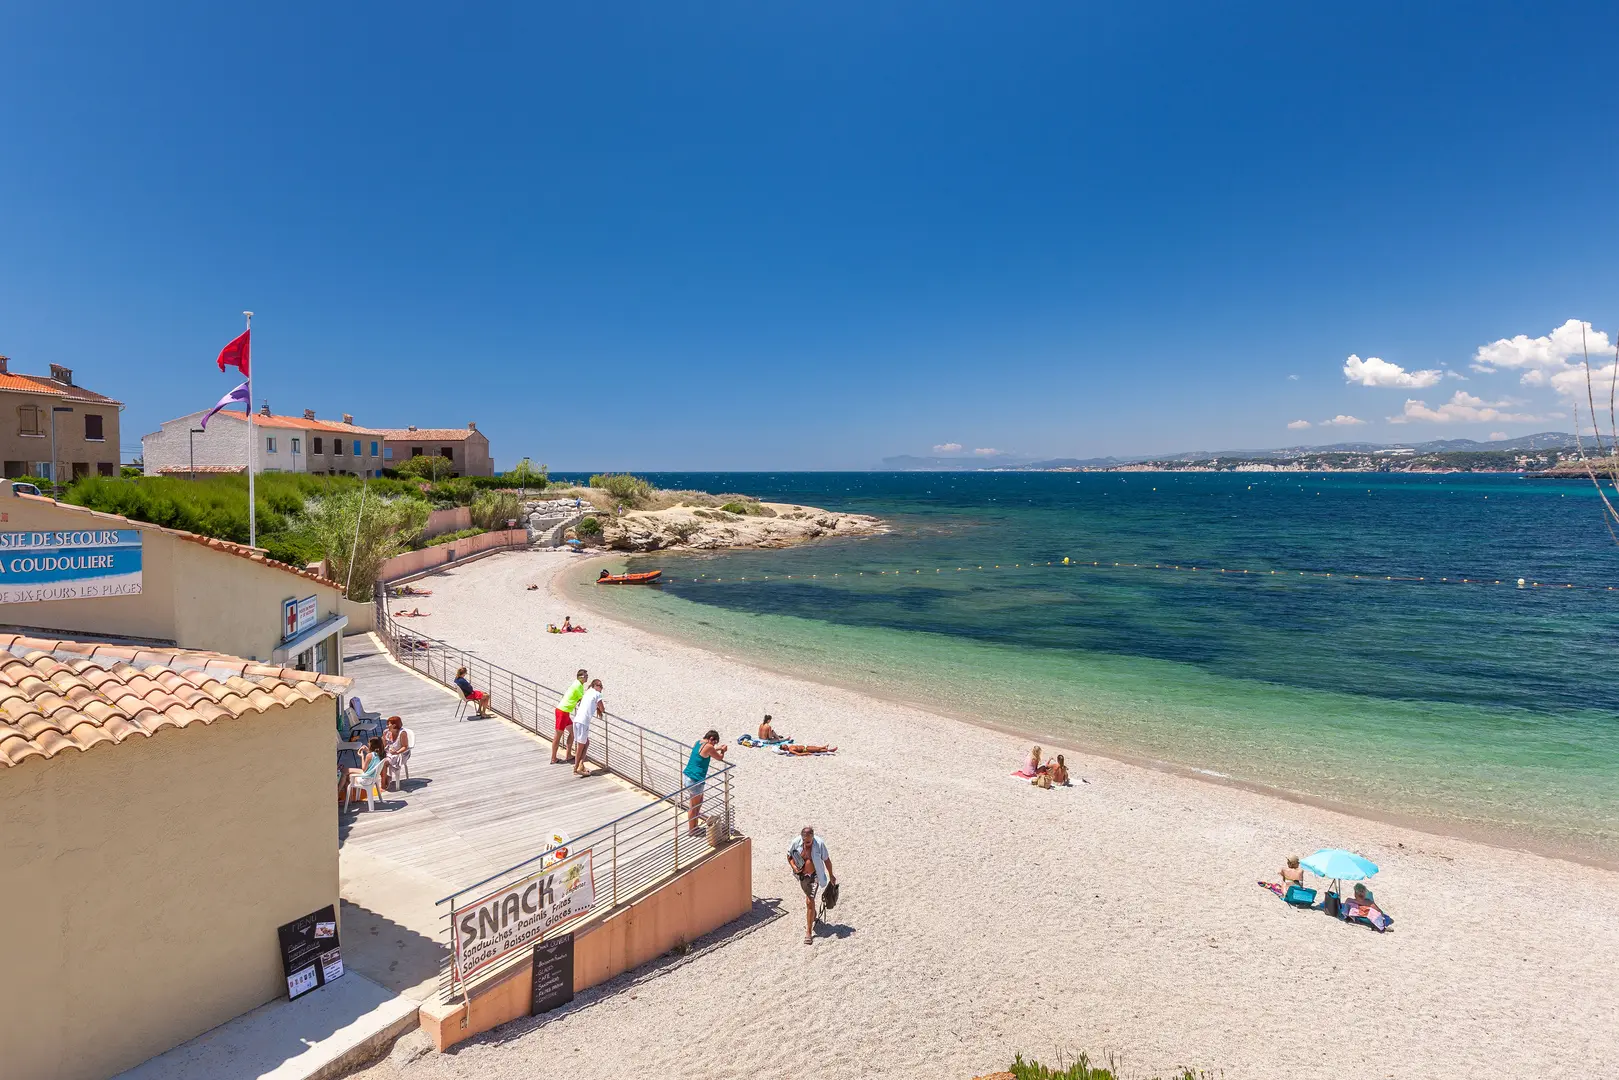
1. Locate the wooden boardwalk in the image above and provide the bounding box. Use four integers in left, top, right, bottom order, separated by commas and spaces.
338, 633, 659, 899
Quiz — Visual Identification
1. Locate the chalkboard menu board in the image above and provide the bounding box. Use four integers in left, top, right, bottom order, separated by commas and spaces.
530, 934, 574, 1016
278, 905, 344, 1001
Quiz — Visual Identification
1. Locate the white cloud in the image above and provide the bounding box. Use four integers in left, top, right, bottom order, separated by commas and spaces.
1488, 431, 1509, 441
1344, 354, 1443, 389
973, 447, 1001, 456
1473, 319, 1611, 376
1287, 374, 1299, 381
1444, 369, 1467, 380
931, 442, 962, 454
1389, 391, 1545, 425
1321, 414, 1367, 427
1286, 420, 1311, 430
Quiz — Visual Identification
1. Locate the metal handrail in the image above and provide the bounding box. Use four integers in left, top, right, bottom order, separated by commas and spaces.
371, 589, 740, 1002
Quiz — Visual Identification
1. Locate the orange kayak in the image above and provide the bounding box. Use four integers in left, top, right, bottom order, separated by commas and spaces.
596, 570, 663, 585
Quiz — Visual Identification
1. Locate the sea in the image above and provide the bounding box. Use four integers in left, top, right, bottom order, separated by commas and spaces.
560, 471, 1619, 865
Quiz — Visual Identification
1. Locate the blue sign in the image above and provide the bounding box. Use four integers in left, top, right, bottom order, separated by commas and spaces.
0, 530, 143, 603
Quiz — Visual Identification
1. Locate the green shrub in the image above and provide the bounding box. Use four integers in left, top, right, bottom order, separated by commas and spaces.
719, 501, 750, 515
394, 454, 457, 481
120, 465, 143, 479
1008, 1053, 1208, 1080
575, 516, 602, 537
470, 490, 523, 530
502, 458, 548, 492
14, 475, 53, 489
588, 473, 653, 507
430, 477, 476, 507
425, 527, 486, 547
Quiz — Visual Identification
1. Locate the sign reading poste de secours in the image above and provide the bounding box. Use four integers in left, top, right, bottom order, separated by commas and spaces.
0, 530, 142, 603
452, 849, 596, 981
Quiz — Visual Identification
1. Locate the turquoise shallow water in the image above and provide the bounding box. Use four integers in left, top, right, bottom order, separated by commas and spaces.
564, 472, 1619, 864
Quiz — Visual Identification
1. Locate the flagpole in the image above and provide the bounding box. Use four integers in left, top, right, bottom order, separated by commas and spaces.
244, 310, 256, 548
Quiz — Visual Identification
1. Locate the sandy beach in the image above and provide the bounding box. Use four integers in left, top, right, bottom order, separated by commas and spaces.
361, 549, 1619, 1080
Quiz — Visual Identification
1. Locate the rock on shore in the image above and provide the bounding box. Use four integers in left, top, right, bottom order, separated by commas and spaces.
590, 502, 885, 552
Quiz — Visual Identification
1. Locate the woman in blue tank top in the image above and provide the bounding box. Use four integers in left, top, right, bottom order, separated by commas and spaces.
683, 730, 726, 836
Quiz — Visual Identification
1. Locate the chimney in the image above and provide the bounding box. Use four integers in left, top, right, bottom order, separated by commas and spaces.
407, 425, 418, 432
303, 409, 316, 421
260, 402, 272, 416
468, 421, 477, 431
342, 414, 354, 425
49, 364, 73, 385
0, 356, 8, 374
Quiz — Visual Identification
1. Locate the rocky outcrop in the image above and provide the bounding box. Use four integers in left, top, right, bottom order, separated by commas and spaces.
585, 502, 885, 553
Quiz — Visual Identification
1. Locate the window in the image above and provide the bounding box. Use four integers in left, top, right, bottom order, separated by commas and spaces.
97, 462, 114, 477
370, 440, 379, 456
440, 447, 454, 460
34, 462, 52, 479
266, 436, 277, 454
313, 436, 323, 455
3, 461, 23, 478
334, 439, 344, 455
17, 405, 43, 437
291, 437, 301, 454
84, 414, 104, 441
72, 462, 89, 480
352, 440, 361, 456
383, 447, 393, 460
411, 446, 423, 457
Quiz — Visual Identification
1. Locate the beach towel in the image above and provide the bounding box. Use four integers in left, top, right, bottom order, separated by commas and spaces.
1342, 899, 1393, 932
738, 734, 793, 748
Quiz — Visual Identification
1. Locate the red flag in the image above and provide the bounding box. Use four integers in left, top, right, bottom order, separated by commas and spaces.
216, 329, 251, 377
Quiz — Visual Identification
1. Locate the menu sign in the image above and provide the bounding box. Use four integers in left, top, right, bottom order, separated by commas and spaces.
530, 934, 575, 1016
278, 905, 344, 1001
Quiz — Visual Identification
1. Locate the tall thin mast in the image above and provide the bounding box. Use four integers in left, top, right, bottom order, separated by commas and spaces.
244, 310, 256, 548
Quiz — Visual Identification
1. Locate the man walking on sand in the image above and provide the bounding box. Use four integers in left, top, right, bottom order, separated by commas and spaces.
551, 669, 587, 764
788, 826, 835, 945
572, 679, 604, 776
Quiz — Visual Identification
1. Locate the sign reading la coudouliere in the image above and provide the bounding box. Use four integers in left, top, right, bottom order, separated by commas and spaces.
0, 530, 142, 603
452, 850, 596, 982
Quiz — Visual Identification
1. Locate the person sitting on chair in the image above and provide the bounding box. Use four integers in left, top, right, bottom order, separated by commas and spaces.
383, 716, 413, 788
453, 667, 490, 717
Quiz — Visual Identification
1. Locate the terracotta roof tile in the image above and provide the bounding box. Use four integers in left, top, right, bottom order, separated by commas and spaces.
0, 372, 122, 406
155, 465, 247, 475
0, 633, 349, 769
378, 428, 482, 442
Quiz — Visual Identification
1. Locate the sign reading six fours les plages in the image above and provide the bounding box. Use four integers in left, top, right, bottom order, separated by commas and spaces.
452, 850, 596, 982
0, 530, 143, 604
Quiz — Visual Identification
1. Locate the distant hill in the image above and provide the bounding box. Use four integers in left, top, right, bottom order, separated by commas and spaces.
880, 433, 1585, 470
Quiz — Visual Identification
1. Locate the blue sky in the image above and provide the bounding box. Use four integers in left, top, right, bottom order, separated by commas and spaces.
2, 3, 1616, 470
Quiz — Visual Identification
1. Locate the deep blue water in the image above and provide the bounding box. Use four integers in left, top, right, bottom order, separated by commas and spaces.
565, 471, 1619, 859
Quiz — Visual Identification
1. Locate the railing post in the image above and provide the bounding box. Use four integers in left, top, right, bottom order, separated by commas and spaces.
723, 767, 732, 842
611, 823, 619, 907
673, 805, 680, 872
639, 729, 645, 788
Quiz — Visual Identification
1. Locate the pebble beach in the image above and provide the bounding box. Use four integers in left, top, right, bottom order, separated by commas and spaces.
359, 548, 1619, 1080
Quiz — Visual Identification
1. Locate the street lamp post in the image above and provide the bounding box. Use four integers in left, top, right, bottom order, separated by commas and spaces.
49, 406, 74, 499
189, 427, 205, 482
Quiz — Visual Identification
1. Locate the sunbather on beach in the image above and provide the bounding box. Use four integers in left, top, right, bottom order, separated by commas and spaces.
758, 714, 782, 741
1279, 855, 1306, 888
1344, 882, 1393, 931
1047, 754, 1069, 785
781, 743, 835, 755
1014, 746, 1042, 778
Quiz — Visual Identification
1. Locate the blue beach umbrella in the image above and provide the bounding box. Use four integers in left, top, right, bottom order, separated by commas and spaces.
1300, 848, 1378, 881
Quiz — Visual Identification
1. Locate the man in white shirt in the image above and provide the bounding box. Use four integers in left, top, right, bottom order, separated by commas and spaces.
572, 679, 604, 776
787, 825, 836, 945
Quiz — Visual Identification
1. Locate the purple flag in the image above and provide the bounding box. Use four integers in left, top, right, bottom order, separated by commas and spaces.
200, 380, 251, 430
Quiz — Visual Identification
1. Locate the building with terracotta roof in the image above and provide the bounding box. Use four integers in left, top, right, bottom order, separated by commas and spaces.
0, 632, 348, 1080
0, 355, 123, 482
379, 422, 493, 476
140, 404, 390, 478
0, 480, 358, 673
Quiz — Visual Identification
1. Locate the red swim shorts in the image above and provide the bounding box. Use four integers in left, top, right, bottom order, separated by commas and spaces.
555, 707, 573, 732
470, 690, 486, 702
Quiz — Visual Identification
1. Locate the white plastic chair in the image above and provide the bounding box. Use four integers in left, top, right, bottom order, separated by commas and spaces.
453, 696, 470, 722
344, 755, 386, 811
348, 696, 382, 739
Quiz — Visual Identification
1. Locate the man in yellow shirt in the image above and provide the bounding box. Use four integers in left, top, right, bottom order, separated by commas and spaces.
551, 668, 587, 764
